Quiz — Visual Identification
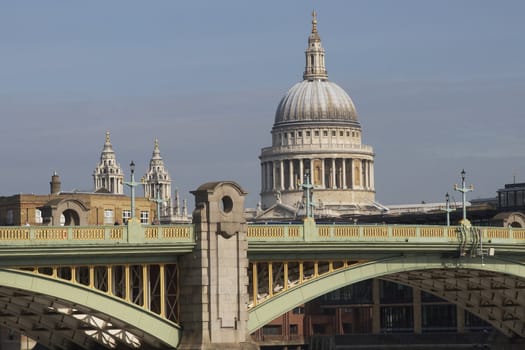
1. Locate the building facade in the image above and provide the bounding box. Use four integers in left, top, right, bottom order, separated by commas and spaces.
259, 12, 377, 219
0, 173, 155, 226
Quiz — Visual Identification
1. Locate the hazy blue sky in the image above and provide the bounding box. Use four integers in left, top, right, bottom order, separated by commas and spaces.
1, 1, 524, 207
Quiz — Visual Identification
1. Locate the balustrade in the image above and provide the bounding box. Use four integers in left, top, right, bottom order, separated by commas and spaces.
0, 224, 193, 245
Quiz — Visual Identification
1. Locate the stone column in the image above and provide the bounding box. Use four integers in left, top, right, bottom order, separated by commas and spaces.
178, 182, 258, 350
261, 163, 265, 192
331, 158, 336, 189
273, 161, 278, 190
362, 160, 367, 189
367, 161, 371, 189
266, 162, 274, 191
321, 158, 326, 188
289, 160, 294, 190
370, 160, 376, 190
342, 159, 347, 189
299, 159, 304, 184
280, 160, 285, 190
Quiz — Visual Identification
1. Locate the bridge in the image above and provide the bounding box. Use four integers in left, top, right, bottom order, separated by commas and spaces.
0, 182, 524, 349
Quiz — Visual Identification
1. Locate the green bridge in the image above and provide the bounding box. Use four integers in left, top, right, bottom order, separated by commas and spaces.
0, 182, 524, 349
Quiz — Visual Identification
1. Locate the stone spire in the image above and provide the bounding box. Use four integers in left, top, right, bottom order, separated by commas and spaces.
142, 139, 172, 216
93, 131, 124, 194
303, 10, 328, 81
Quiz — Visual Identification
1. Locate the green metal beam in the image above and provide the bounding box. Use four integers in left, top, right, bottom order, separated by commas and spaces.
247, 254, 525, 333
0, 268, 181, 349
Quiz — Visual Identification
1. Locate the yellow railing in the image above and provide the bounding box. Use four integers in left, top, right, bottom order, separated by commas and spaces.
73, 228, 105, 240
334, 226, 359, 238
0, 228, 30, 240
247, 226, 285, 238
162, 226, 192, 239
486, 228, 510, 239
110, 227, 124, 239
363, 226, 388, 237
512, 229, 525, 240
420, 227, 446, 238
392, 226, 417, 238
318, 226, 331, 237
145, 227, 159, 239
0, 225, 193, 243
288, 226, 300, 237
3, 224, 525, 245
34, 228, 68, 240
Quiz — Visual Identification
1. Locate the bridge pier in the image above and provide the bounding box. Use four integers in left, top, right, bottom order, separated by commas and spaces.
178, 181, 258, 350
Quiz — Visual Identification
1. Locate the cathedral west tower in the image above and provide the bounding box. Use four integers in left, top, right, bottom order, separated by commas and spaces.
93, 131, 124, 194
259, 12, 377, 217
142, 139, 172, 217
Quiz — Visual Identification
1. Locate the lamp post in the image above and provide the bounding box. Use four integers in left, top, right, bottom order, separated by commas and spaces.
444, 192, 454, 226
124, 161, 140, 222
149, 183, 165, 224
301, 171, 314, 218
454, 169, 474, 225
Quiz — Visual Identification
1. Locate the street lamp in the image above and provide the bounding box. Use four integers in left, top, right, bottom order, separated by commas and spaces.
301, 170, 314, 218
454, 169, 474, 225
149, 182, 165, 224
124, 161, 140, 222
444, 192, 454, 226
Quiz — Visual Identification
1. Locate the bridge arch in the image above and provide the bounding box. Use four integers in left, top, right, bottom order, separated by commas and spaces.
0, 268, 181, 349
248, 254, 525, 338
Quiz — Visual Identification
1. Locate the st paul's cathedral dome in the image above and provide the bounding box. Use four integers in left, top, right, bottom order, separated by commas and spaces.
258, 12, 379, 219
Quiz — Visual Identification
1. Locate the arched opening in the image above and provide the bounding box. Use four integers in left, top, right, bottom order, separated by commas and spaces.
62, 209, 80, 226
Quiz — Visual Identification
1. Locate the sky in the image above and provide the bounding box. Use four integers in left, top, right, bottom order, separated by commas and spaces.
1, 1, 524, 207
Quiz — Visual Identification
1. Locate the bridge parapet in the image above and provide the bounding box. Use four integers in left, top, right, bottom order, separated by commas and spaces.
0, 224, 194, 245
247, 223, 525, 245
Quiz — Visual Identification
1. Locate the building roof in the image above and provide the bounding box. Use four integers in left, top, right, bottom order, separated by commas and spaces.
274, 80, 358, 126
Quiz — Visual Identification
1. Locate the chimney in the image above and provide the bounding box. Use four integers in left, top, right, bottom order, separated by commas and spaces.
50, 172, 61, 194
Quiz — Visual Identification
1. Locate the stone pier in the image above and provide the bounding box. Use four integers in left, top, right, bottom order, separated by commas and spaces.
178, 181, 258, 350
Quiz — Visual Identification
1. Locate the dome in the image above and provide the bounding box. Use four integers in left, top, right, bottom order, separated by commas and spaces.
274, 80, 358, 125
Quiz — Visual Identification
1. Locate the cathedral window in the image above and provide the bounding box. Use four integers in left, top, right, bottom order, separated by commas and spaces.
298, 131, 302, 137
323, 130, 328, 137
332, 130, 336, 136
306, 131, 311, 137
314, 130, 319, 136
340, 131, 344, 136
